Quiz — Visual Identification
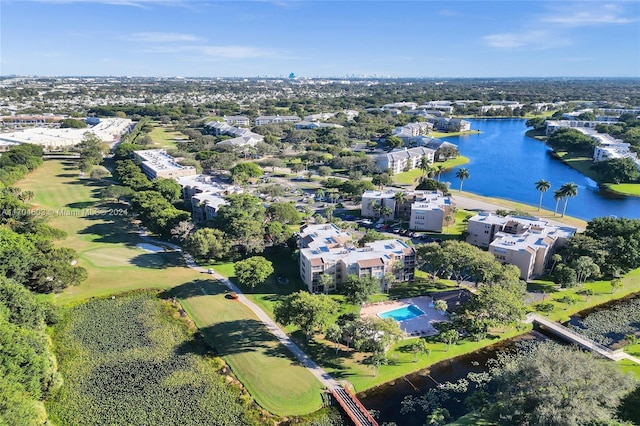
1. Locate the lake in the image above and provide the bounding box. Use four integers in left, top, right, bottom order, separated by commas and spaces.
438, 119, 640, 221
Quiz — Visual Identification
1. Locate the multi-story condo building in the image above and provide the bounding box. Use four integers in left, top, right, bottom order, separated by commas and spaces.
361, 190, 454, 232
223, 116, 251, 126
176, 175, 243, 222
466, 213, 576, 280
254, 115, 301, 126
375, 147, 435, 174
298, 224, 416, 293
133, 149, 197, 180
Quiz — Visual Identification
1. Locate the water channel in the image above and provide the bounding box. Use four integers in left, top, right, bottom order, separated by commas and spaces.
355, 119, 640, 424
437, 119, 640, 221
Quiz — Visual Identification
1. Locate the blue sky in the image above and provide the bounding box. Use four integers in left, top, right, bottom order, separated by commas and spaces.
1, 0, 639, 77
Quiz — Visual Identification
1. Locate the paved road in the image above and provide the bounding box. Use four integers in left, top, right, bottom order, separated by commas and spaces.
140, 232, 341, 390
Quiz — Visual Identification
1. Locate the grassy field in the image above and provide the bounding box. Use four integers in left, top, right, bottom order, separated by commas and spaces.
148, 122, 188, 150
529, 267, 640, 323
394, 156, 471, 185
172, 279, 324, 416
18, 160, 324, 417
608, 183, 640, 197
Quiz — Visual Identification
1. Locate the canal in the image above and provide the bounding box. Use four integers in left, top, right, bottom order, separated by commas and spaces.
438, 119, 640, 221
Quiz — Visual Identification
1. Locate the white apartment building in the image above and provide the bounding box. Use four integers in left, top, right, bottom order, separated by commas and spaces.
375, 147, 435, 174
176, 174, 243, 222
254, 115, 301, 126
361, 190, 454, 232
223, 116, 250, 126
134, 149, 197, 180
298, 224, 416, 293
391, 122, 433, 143
466, 213, 576, 280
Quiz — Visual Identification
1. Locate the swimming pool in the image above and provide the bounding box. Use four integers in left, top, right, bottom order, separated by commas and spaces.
378, 304, 426, 322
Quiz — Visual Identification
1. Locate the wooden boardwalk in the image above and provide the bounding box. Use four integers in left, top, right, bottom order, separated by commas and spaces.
331, 387, 379, 426
526, 313, 640, 364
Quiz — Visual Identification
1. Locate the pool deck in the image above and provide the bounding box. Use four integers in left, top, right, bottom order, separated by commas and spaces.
360, 296, 449, 338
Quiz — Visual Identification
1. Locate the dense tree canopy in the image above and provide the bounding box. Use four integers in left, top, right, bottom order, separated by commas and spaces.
476, 342, 636, 426
274, 291, 339, 339
233, 256, 274, 289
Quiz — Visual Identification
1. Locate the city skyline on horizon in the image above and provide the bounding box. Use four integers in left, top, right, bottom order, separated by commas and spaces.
2, 0, 639, 78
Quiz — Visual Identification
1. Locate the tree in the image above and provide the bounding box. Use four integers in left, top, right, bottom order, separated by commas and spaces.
152, 178, 182, 203
186, 228, 229, 260
468, 279, 527, 328
419, 156, 432, 177
230, 162, 262, 183
317, 273, 334, 294
170, 220, 194, 241
572, 255, 600, 284
342, 275, 380, 305
439, 329, 459, 351
266, 202, 301, 225
534, 179, 550, 211
325, 324, 343, 354
434, 164, 446, 182
274, 291, 338, 339
559, 182, 578, 217
444, 214, 454, 233
411, 338, 430, 362
611, 277, 623, 293
427, 408, 450, 426
480, 342, 637, 426
233, 256, 274, 289
366, 352, 388, 377
385, 135, 403, 150
455, 168, 469, 191
77, 133, 106, 169
371, 173, 393, 189
434, 299, 448, 313
323, 204, 336, 222
553, 188, 563, 215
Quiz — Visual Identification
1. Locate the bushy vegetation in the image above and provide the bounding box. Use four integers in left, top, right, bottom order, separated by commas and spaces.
48, 292, 261, 426
0, 277, 60, 425
0, 144, 43, 186
569, 297, 640, 346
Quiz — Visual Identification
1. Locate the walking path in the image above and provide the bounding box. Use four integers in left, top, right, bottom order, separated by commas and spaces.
139, 231, 341, 389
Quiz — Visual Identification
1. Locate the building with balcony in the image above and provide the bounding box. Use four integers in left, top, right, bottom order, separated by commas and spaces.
466, 213, 576, 280
298, 224, 416, 293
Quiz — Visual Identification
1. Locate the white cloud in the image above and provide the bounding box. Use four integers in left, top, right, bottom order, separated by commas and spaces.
126, 32, 202, 42
541, 3, 637, 27
483, 30, 569, 50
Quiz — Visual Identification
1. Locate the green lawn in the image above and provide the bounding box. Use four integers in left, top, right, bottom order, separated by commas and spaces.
173, 279, 324, 416
529, 267, 640, 323
608, 183, 640, 197
17, 160, 324, 417
148, 122, 188, 150
394, 156, 470, 185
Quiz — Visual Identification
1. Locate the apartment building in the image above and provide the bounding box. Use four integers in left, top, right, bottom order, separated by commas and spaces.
133, 149, 197, 180
466, 213, 576, 280
223, 116, 250, 126
361, 190, 454, 232
254, 115, 301, 126
375, 147, 435, 174
176, 174, 243, 222
298, 224, 415, 293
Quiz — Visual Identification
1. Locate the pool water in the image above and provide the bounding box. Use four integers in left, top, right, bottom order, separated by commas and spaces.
379, 305, 426, 321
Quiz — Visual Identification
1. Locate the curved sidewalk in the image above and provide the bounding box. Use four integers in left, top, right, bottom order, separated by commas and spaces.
141, 232, 341, 390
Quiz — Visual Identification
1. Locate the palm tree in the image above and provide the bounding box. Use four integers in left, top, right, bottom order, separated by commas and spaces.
559, 182, 578, 217
393, 191, 407, 217
455, 168, 470, 191
435, 164, 446, 182
419, 156, 431, 177
316, 188, 325, 201
534, 179, 550, 211
553, 189, 564, 216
